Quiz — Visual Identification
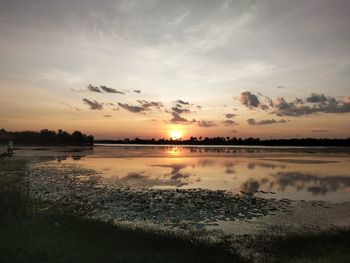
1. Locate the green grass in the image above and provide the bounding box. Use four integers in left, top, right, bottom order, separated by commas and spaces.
271, 229, 350, 263
0, 158, 32, 217
0, 215, 244, 263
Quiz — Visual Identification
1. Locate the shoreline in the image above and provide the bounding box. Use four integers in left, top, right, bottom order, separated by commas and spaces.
2, 156, 350, 262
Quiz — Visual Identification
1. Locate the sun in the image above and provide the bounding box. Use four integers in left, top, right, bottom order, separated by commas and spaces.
170, 130, 182, 140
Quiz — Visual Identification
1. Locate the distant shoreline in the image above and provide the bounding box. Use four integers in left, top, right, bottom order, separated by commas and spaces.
95, 137, 350, 147
95, 143, 350, 149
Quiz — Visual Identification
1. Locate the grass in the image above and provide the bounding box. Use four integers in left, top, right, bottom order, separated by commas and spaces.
0, 215, 245, 263
0, 158, 33, 217
0, 158, 245, 263
272, 229, 350, 263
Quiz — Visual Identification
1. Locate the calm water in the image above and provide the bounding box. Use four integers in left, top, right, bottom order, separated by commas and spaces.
16, 144, 350, 202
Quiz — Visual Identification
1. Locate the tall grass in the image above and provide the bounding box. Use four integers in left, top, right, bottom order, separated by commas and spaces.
0, 159, 32, 217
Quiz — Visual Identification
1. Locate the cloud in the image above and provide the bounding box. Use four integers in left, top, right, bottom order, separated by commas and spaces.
87, 84, 102, 93
239, 91, 261, 108
62, 103, 80, 111
100, 85, 124, 94
176, 99, 190, 105
247, 118, 287, 125
167, 99, 197, 124
82, 98, 103, 110
225, 113, 237, 119
137, 100, 164, 109
103, 115, 112, 118
117, 100, 163, 113
222, 120, 237, 126
133, 89, 141, 93
197, 120, 216, 128
117, 102, 146, 113
171, 106, 190, 114
273, 95, 350, 116
170, 112, 189, 123
306, 93, 327, 103
240, 91, 350, 117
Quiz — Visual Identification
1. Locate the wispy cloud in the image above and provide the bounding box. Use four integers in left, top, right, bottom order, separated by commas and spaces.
61, 103, 81, 111
117, 102, 146, 113
247, 118, 287, 125
100, 85, 124, 94
222, 119, 237, 126
225, 113, 237, 119
87, 84, 124, 94
87, 84, 102, 93
82, 98, 103, 110
197, 120, 216, 128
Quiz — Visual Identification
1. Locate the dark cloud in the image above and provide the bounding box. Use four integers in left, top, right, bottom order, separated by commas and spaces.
82, 98, 103, 110
273, 95, 350, 116
170, 112, 189, 123
167, 99, 197, 124
247, 118, 287, 125
137, 100, 163, 109
176, 99, 190, 105
100, 85, 124, 94
87, 84, 102, 93
197, 120, 216, 128
171, 106, 190, 114
240, 91, 350, 117
117, 100, 163, 114
133, 89, 141, 93
225, 113, 237, 119
117, 102, 146, 113
239, 91, 260, 108
306, 93, 327, 103
222, 120, 237, 126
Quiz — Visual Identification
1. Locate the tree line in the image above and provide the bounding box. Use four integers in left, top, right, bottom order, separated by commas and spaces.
11, 129, 94, 146
96, 136, 350, 147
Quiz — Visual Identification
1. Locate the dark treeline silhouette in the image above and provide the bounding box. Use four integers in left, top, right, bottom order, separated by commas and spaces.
11, 129, 94, 146
96, 136, 350, 147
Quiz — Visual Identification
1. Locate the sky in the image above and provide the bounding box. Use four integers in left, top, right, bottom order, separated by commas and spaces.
0, 0, 349, 139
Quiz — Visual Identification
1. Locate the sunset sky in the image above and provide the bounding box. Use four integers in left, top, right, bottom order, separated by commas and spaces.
0, 0, 349, 139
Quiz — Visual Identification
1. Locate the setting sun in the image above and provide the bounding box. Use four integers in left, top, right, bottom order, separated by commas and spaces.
170, 130, 183, 140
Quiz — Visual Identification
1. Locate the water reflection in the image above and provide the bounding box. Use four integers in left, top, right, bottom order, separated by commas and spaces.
55, 146, 350, 202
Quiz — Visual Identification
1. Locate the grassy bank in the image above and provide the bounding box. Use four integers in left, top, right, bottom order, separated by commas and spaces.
0, 158, 244, 263
271, 229, 350, 263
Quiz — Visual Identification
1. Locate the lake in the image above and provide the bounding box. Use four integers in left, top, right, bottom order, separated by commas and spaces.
15, 144, 350, 202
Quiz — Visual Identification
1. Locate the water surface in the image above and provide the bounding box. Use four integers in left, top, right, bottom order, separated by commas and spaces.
18, 144, 349, 202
